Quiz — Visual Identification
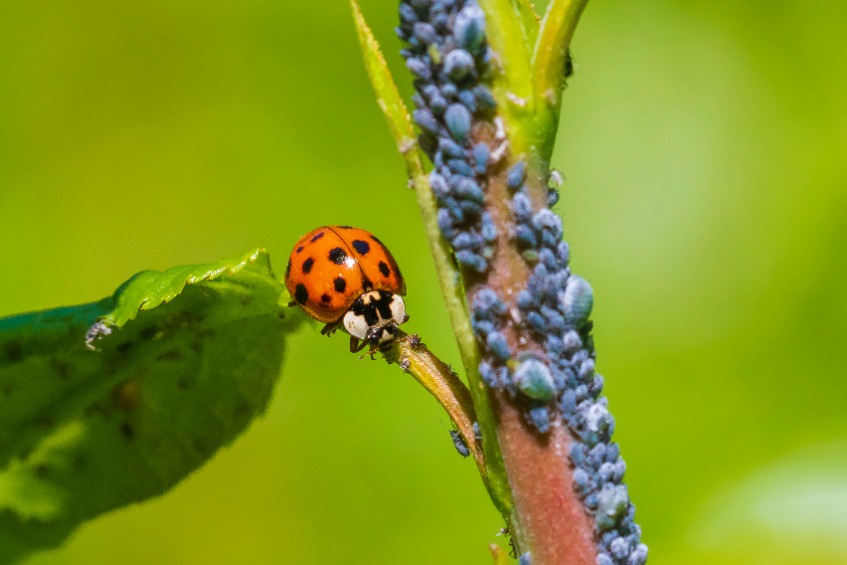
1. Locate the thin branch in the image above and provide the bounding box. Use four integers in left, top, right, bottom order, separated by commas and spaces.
532, 0, 590, 162
383, 332, 485, 475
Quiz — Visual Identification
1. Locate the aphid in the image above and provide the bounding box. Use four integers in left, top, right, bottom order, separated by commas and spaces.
444, 49, 475, 80
449, 429, 471, 457
486, 331, 511, 362
513, 357, 556, 401
560, 275, 594, 326
506, 160, 526, 190
444, 103, 472, 142
85, 320, 113, 350
548, 169, 565, 187
285, 226, 408, 353
453, 3, 486, 51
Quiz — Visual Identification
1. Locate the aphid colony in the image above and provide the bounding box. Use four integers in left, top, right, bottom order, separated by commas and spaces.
397, 1, 647, 563
398, 0, 499, 274
284, 226, 407, 353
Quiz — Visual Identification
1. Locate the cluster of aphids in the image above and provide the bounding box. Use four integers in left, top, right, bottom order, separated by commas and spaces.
397, 0, 499, 273
471, 157, 595, 433
397, 3, 646, 562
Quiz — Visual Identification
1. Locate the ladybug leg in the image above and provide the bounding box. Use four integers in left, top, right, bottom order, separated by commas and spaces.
357, 344, 382, 360
350, 336, 368, 354
321, 319, 343, 337
351, 338, 380, 360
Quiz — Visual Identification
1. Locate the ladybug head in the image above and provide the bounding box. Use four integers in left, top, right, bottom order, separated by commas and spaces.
342, 290, 407, 345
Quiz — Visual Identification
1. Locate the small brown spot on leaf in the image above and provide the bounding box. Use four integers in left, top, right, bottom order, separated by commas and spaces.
112, 381, 141, 411
50, 359, 70, 379
192, 436, 210, 454
155, 349, 183, 362
35, 416, 54, 429
4, 340, 23, 363
140, 326, 159, 341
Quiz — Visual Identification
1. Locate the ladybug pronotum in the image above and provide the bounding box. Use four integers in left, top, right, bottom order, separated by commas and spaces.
284, 226, 408, 353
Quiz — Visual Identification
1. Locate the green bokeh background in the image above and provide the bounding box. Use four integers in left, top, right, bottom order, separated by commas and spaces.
2, 0, 845, 563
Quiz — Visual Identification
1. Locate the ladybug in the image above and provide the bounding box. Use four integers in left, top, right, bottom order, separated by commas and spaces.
285, 226, 408, 353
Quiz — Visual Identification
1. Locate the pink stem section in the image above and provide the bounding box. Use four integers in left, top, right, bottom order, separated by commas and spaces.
469, 122, 598, 563
493, 394, 596, 563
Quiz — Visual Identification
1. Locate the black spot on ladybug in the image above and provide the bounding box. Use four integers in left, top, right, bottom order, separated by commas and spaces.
302, 257, 314, 274
362, 276, 373, 290
352, 240, 370, 255
329, 247, 347, 264
321, 293, 331, 303
294, 284, 309, 304
379, 261, 391, 277
285, 259, 291, 277
334, 277, 347, 293
296, 246, 304, 253
310, 232, 325, 243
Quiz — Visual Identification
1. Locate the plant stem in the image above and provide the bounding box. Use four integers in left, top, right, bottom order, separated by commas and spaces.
349, 0, 514, 518
532, 0, 590, 162
494, 405, 597, 564
383, 331, 485, 475
409, 170, 514, 518
463, 126, 597, 563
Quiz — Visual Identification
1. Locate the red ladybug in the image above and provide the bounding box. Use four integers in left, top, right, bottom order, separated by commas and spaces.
285, 226, 407, 352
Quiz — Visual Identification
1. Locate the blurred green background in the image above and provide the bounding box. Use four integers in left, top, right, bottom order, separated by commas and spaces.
1, 0, 845, 563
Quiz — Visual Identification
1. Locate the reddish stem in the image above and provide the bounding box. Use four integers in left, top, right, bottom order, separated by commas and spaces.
493, 397, 596, 563
467, 123, 597, 563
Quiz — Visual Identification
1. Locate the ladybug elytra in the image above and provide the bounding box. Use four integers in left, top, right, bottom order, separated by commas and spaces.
284, 226, 408, 352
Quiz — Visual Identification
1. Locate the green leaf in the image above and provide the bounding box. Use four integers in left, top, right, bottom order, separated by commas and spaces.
0, 248, 301, 563
350, 0, 426, 180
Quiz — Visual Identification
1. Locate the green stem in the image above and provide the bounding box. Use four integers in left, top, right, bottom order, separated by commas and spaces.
409, 170, 513, 518
349, 0, 514, 518
532, 0, 590, 162
478, 0, 537, 158
383, 331, 485, 476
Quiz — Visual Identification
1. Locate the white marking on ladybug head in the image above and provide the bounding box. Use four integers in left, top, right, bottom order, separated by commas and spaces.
342, 291, 407, 343
343, 309, 370, 340
387, 294, 406, 327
